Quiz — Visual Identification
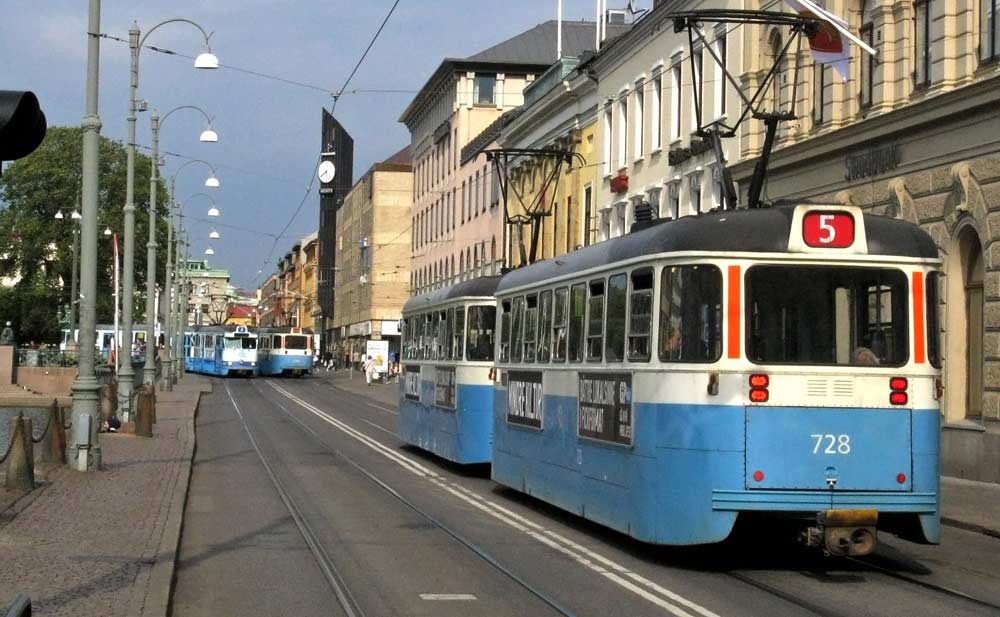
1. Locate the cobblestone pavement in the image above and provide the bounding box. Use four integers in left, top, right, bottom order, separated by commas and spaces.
0, 376, 209, 617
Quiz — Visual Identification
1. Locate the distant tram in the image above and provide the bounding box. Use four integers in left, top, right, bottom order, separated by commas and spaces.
183, 325, 258, 377
258, 327, 314, 376
400, 277, 499, 464
491, 204, 941, 556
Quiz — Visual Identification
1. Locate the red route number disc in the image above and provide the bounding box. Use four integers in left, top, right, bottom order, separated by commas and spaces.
803, 212, 855, 248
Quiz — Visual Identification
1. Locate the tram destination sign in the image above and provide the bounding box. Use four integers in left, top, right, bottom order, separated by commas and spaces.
507, 371, 543, 429
578, 372, 633, 446
404, 365, 421, 401
435, 366, 456, 409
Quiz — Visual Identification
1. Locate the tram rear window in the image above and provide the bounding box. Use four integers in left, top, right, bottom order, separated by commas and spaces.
466, 306, 496, 361
746, 266, 908, 366
285, 335, 308, 350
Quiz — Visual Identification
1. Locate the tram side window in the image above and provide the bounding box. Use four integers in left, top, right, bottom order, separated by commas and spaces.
552, 288, 569, 362
499, 300, 512, 363
538, 290, 553, 363
444, 308, 455, 361
422, 314, 433, 359
746, 266, 908, 366
274, 336, 283, 349
523, 294, 538, 362
569, 284, 586, 362
586, 280, 605, 362
453, 307, 465, 361
605, 274, 627, 362
926, 272, 941, 368
511, 296, 526, 363
466, 306, 496, 361
628, 268, 654, 362
659, 265, 723, 363
436, 311, 449, 360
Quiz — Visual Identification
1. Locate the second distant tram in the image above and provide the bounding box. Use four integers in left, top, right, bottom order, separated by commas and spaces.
258, 327, 314, 376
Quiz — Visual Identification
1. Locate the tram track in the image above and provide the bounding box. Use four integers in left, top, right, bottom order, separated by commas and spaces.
239, 378, 580, 617
844, 555, 1000, 613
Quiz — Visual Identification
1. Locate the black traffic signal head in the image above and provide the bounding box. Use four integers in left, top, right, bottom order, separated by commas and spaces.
0, 90, 47, 163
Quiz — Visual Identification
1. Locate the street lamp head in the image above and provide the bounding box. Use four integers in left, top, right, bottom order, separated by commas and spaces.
194, 51, 219, 70
54, 210, 64, 220
204, 247, 215, 256
207, 207, 220, 217
70, 210, 82, 220
209, 230, 220, 239
204, 175, 220, 188
199, 128, 218, 143
104, 227, 112, 236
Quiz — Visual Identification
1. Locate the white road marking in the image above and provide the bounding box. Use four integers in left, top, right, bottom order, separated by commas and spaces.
419, 593, 477, 601
266, 382, 723, 617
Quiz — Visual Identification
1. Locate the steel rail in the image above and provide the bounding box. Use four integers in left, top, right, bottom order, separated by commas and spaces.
249, 378, 579, 617
844, 555, 1000, 613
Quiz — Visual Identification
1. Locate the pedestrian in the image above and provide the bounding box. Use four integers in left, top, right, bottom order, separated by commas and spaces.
363, 354, 374, 386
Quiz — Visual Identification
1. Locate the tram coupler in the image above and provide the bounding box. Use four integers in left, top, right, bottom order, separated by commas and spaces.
801, 509, 878, 557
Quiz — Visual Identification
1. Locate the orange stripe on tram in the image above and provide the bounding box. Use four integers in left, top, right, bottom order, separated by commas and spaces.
727, 265, 741, 359
912, 271, 925, 364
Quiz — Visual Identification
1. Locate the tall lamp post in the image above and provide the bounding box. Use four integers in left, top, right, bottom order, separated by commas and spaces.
144, 105, 218, 386
162, 160, 219, 389
122, 18, 217, 418
68, 0, 106, 471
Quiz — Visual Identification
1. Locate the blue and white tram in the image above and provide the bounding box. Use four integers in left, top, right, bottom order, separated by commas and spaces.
258, 327, 314, 376
400, 277, 500, 464
184, 325, 258, 377
491, 204, 941, 556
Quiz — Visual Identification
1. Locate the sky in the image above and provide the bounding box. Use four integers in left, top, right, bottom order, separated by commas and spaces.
1, 0, 610, 289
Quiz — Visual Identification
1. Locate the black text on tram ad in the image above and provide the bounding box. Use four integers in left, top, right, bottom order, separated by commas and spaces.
435, 366, 456, 409
507, 371, 543, 429
578, 373, 633, 446
404, 365, 421, 401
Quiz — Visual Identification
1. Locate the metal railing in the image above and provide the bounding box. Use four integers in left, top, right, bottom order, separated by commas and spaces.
14, 349, 79, 368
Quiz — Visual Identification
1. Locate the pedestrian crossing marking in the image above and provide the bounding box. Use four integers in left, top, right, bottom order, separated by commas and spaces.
419, 593, 477, 601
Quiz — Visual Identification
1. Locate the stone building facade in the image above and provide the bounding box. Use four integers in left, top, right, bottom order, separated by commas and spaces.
729, 0, 1000, 482
333, 149, 413, 357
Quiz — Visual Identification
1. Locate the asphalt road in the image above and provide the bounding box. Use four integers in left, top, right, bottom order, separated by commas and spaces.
171, 375, 1000, 617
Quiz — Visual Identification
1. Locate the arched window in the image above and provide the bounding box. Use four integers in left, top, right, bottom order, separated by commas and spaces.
768, 30, 785, 114
859, 1, 874, 108
491, 236, 497, 263
460, 252, 465, 275
450, 255, 455, 280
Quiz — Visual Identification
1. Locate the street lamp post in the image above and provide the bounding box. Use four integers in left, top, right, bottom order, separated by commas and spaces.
70, 0, 103, 471
122, 18, 217, 419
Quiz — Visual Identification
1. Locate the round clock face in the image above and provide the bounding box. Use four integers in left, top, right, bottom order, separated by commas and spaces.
318, 160, 336, 183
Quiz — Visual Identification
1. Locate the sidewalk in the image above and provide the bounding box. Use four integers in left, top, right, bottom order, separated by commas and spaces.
0, 375, 210, 616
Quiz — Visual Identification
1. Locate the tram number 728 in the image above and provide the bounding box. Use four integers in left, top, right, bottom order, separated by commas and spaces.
811, 434, 852, 455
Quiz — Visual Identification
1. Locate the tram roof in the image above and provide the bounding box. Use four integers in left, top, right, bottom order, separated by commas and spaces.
403, 276, 502, 314
256, 327, 314, 335
497, 205, 938, 293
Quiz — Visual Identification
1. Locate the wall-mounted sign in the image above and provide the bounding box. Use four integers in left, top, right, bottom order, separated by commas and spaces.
578, 372, 633, 446
506, 371, 543, 429
845, 143, 900, 181
435, 366, 456, 409
349, 321, 373, 337
404, 365, 421, 401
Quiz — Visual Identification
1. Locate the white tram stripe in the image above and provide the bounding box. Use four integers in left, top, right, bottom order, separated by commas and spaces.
266, 381, 722, 617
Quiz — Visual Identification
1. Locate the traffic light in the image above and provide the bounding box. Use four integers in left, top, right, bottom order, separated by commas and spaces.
0, 90, 47, 165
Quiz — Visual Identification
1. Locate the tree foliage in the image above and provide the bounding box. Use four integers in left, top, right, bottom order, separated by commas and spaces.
0, 126, 170, 343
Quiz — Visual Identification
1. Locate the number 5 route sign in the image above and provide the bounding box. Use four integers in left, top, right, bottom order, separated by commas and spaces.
803, 211, 855, 248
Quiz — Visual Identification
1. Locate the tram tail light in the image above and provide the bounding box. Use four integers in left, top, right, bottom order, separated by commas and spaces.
889, 376, 908, 405
749, 373, 769, 403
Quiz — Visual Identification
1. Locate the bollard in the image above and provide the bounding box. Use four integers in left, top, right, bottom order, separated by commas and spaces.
36, 399, 66, 464
135, 385, 154, 438
4, 414, 35, 490
150, 386, 157, 425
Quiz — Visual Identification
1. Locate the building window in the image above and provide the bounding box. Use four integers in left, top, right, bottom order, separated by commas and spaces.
691, 48, 703, 132
474, 73, 496, 105
650, 74, 662, 151
813, 63, 826, 125
714, 29, 727, 118
491, 167, 500, 209
981, 0, 998, 63
689, 173, 702, 214
615, 202, 627, 237
769, 31, 785, 113
617, 96, 628, 169
600, 209, 611, 241
670, 59, 682, 141
461, 181, 466, 222
634, 81, 644, 159
914, 0, 931, 87
603, 108, 613, 176
666, 181, 680, 219
860, 6, 874, 108
583, 185, 593, 247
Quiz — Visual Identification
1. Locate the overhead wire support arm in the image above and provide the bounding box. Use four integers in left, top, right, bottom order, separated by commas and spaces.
668, 9, 821, 209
